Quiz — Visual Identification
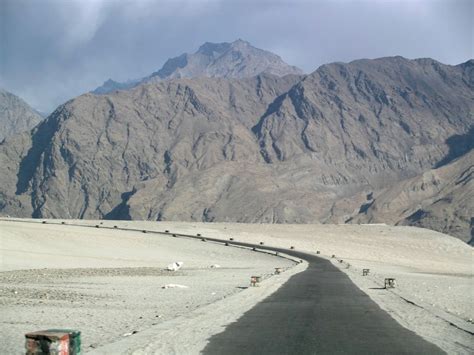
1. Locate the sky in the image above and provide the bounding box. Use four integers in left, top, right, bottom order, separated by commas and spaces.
0, 0, 472, 113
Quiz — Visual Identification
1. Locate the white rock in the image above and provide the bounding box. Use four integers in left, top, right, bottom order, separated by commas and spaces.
162, 284, 189, 289
166, 261, 183, 271
122, 331, 138, 337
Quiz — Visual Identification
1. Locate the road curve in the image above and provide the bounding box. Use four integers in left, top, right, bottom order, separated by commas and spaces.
202, 246, 444, 355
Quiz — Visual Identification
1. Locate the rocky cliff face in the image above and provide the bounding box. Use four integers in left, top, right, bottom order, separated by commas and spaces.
1, 57, 472, 242
0, 89, 43, 141
93, 40, 303, 94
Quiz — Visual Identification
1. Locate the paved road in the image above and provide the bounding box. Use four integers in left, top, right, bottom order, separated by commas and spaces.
202, 247, 444, 355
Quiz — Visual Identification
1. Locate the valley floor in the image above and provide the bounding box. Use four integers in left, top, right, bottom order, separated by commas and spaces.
0, 219, 294, 354
0, 218, 472, 354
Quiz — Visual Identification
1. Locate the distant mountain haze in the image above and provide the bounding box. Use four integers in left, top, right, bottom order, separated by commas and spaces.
92, 40, 304, 94
0, 89, 43, 142
0, 41, 472, 243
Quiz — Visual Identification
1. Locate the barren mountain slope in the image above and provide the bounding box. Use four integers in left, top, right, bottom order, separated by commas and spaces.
344, 150, 473, 243
0, 89, 43, 141
93, 40, 303, 94
254, 57, 472, 169
0, 74, 302, 219
0, 57, 472, 241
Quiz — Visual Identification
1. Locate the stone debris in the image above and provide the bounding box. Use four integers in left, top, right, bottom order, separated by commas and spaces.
162, 284, 189, 289
166, 262, 184, 271
122, 330, 138, 337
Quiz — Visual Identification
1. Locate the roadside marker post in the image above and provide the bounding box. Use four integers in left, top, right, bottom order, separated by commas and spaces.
25, 329, 81, 355
384, 278, 396, 288
250, 276, 261, 287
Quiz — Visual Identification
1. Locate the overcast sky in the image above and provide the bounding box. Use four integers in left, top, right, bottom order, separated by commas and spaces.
0, 0, 472, 113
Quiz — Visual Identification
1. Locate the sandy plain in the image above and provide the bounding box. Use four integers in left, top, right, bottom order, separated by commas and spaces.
0, 219, 295, 354
0, 218, 473, 354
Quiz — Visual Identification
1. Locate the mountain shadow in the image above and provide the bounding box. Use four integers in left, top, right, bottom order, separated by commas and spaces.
435, 126, 474, 168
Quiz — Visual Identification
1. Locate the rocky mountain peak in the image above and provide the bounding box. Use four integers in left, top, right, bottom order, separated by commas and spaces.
194, 39, 252, 60
460, 59, 474, 67
196, 41, 232, 56
93, 39, 303, 94
0, 88, 43, 141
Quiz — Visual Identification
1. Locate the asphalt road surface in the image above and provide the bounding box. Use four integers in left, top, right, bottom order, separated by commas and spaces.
202, 247, 444, 355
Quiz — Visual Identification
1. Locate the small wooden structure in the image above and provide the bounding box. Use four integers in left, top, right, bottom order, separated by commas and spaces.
274, 267, 282, 274
25, 329, 81, 355
384, 278, 396, 288
362, 269, 370, 276
250, 276, 261, 287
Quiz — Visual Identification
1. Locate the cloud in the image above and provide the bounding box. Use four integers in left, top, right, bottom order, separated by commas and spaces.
57, 0, 112, 51
0, 0, 472, 113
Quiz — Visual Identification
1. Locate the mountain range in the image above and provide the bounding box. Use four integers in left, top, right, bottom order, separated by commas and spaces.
0, 41, 472, 244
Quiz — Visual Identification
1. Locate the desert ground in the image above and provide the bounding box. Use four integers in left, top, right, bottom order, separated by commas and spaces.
0, 218, 472, 354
